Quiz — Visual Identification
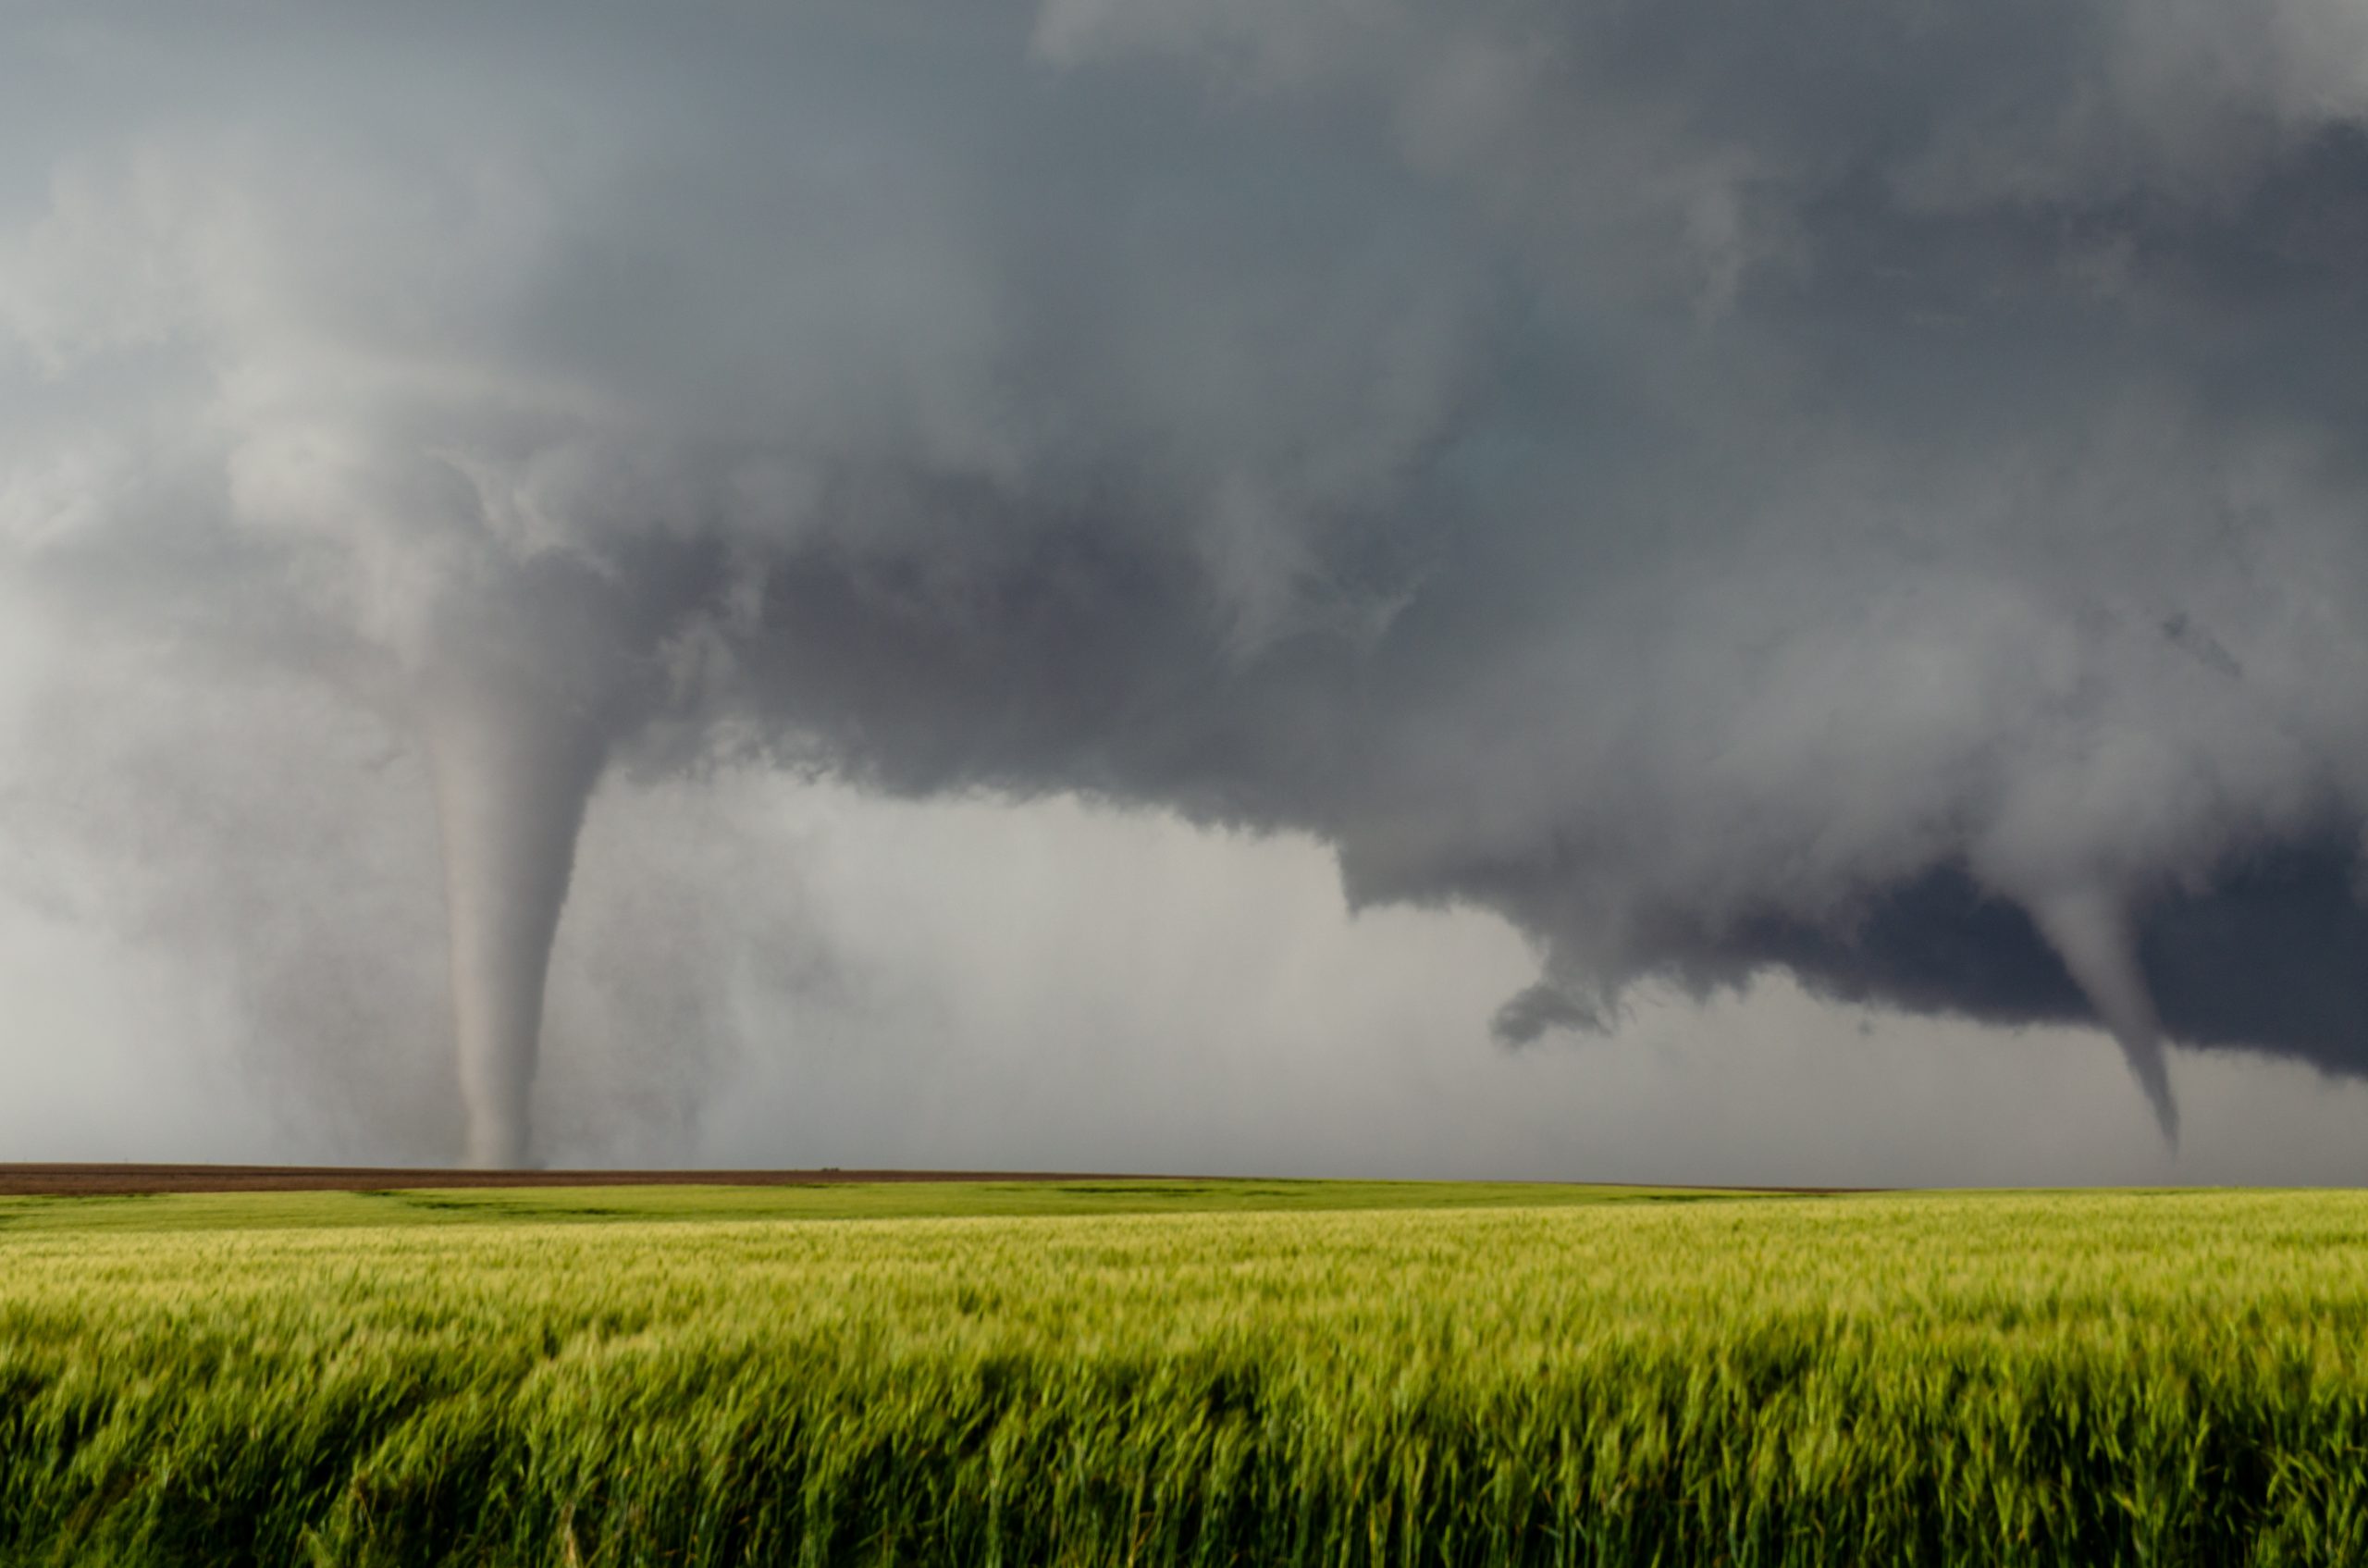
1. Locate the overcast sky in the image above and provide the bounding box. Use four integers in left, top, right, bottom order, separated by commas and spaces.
6, 2, 2368, 1180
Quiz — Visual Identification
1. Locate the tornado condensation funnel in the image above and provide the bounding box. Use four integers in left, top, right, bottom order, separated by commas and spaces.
420, 665, 607, 1169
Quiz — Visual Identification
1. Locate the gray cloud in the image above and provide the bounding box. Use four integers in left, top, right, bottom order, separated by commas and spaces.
5, 0, 2368, 1160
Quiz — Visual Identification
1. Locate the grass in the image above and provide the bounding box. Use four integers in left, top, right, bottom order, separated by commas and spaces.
2, 1182, 2365, 1564
0, 1177, 1684, 1236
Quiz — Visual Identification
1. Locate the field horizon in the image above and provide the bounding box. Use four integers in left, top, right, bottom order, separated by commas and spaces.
0, 1163, 1881, 1197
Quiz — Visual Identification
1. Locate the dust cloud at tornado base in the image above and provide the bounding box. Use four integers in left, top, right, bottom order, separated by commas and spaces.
8, 3, 2368, 1168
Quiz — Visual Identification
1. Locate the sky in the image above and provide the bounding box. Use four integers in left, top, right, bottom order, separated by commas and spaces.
5, 1, 2368, 1180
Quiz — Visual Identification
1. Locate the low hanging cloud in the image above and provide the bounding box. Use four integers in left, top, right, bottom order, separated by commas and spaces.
6, 0, 2368, 1157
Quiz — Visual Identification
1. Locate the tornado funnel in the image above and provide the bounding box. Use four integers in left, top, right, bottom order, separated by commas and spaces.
421, 663, 608, 1168
2027, 885, 2180, 1148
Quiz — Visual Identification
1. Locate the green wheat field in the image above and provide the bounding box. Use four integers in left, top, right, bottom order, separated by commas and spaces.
5, 1180, 2367, 1565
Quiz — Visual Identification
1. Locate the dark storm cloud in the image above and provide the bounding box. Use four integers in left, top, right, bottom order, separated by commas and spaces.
6, 0, 2368, 1152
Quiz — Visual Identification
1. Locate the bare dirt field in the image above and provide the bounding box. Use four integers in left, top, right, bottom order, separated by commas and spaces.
0, 1166, 1865, 1197
0, 1165, 1128, 1196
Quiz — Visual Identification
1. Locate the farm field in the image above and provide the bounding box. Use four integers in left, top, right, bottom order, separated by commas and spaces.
4, 1182, 2366, 1565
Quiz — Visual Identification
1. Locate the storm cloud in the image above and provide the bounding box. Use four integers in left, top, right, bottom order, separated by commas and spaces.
6, 0, 2368, 1159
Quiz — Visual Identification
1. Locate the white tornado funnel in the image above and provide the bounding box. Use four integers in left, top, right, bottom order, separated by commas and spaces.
2027, 884, 2179, 1148
420, 662, 608, 1168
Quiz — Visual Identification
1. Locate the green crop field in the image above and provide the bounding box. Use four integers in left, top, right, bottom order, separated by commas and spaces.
4, 1180, 2367, 1566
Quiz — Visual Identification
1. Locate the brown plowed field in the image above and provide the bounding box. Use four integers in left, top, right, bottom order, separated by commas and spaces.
0, 1166, 1866, 1197
0, 1165, 1133, 1196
